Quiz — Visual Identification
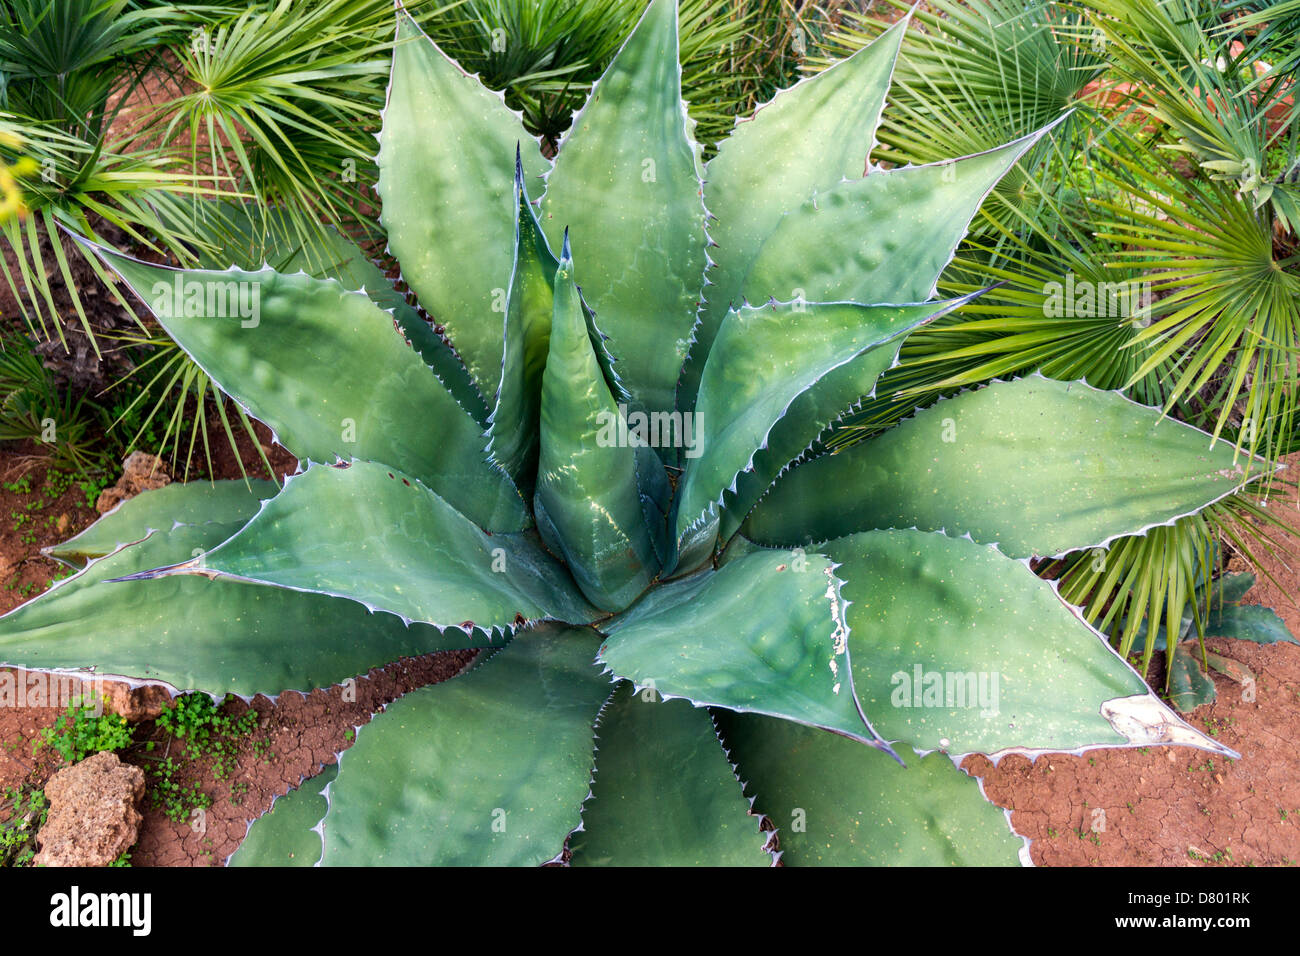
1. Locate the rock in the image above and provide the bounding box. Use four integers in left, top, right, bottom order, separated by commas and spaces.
100, 680, 172, 723
34, 751, 145, 867
95, 451, 171, 514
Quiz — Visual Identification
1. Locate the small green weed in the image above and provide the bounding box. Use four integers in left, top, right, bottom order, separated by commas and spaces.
144, 693, 271, 818
148, 757, 213, 824
0, 785, 47, 867
34, 701, 132, 764
156, 692, 263, 778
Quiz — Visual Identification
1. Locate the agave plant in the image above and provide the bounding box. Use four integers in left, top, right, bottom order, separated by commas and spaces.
0, 0, 1259, 866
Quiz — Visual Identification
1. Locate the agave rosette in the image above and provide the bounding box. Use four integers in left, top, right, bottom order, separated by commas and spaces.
0, 0, 1257, 866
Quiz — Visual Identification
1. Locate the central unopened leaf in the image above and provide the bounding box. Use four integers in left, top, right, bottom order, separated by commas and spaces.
598, 548, 886, 748
155, 460, 595, 635
487, 156, 560, 492
534, 247, 659, 612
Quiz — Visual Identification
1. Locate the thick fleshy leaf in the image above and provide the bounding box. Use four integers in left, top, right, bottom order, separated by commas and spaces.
379, 10, 548, 400
83, 242, 527, 532
679, 17, 908, 414
635, 441, 673, 567
0, 523, 493, 695
47, 479, 276, 566
1205, 575, 1298, 645
674, 298, 967, 568
1133, 574, 1297, 654
1168, 642, 1217, 713
320, 625, 609, 866
228, 763, 337, 867
388, 292, 493, 431
146, 460, 595, 635
714, 349, 885, 546
273, 224, 493, 427
1207, 604, 1298, 645
738, 128, 1054, 308
487, 153, 560, 490
747, 375, 1262, 558
534, 246, 659, 612
1214, 572, 1255, 605
568, 683, 770, 867
716, 712, 1023, 866
189, 200, 487, 422
539, 0, 707, 417
598, 548, 887, 748
820, 529, 1234, 756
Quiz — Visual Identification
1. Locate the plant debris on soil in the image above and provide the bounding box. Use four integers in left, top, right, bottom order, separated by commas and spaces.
0, 443, 1298, 867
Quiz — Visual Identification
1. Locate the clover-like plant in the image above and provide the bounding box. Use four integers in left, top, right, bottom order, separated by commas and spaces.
0, 0, 1257, 866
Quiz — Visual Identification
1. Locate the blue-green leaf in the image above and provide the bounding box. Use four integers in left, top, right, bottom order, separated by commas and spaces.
747, 376, 1264, 558
599, 548, 889, 749
320, 625, 610, 866
229, 764, 337, 867
379, 10, 548, 399
487, 151, 560, 491
717, 712, 1024, 866
47, 479, 276, 566
738, 127, 1057, 307
820, 529, 1234, 756
569, 683, 770, 866
539, 0, 707, 418
679, 16, 909, 414
0, 523, 494, 696
81, 240, 528, 532
144, 460, 596, 635
674, 297, 970, 569
534, 242, 659, 612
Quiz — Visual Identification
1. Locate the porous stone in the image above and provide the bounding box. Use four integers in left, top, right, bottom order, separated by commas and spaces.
100, 680, 172, 722
95, 451, 171, 514
34, 751, 145, 867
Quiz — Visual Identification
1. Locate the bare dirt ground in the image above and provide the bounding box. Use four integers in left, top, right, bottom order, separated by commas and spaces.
1, 444, 1298, 866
